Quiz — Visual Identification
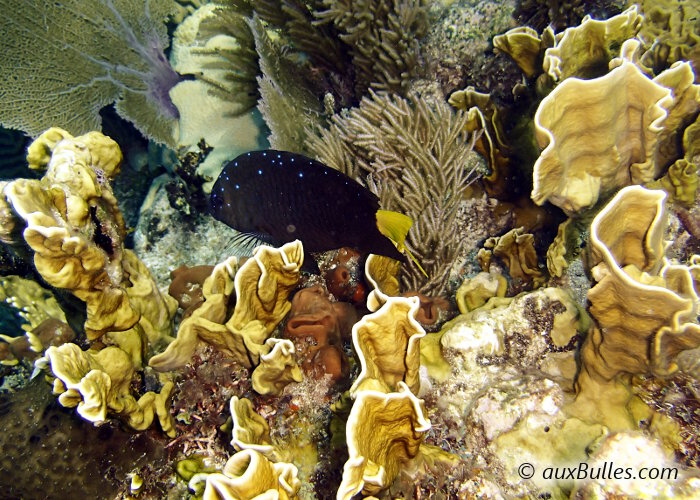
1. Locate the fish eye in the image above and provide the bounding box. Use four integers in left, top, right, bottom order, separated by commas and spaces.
286, 224, 296, 233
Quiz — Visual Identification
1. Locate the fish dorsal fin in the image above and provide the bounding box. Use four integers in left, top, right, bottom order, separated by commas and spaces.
375, 209, 428, 278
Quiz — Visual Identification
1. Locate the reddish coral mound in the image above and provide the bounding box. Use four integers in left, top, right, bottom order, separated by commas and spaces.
401, 291, 453, 331
323, 247, 366, 305
168, 264, 215, 317
0, 318, 75, 364
283, 285, 357, 385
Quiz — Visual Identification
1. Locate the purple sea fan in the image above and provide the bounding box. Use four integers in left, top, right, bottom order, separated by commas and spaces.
0, 0, 183, 146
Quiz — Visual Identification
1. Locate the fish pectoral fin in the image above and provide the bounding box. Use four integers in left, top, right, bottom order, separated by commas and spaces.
226, 231, 280, 257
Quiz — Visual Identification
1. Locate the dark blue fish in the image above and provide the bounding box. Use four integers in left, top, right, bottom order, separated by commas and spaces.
209, 149, 425, 275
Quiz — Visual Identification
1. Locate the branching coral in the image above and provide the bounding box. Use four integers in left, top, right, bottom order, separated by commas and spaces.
0, 0, 182, 145
306, 91, 479, 294
314, 0, 430, 96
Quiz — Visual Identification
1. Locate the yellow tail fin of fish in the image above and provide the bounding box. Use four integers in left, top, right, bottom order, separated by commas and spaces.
375, 209, 428, 278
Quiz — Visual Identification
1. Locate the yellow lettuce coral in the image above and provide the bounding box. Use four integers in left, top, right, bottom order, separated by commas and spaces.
531, 61, 671, 214
542, 6, 643, 82
647, 158, 698, 207
533, 35, 700, 216
229, 396, 276, 458
637, 0, 700, 75
448, 87, 511, 198
351, 255, 426, 395
580, 186, 700, 381
480, 227, 545, 286
192, 449, 300, 500
335, 256, 433, 497
455, 271, 507, 313
1, 128, 176, 341
225, 241, 302, 364
546, 219, 572, 278
150, 241, 302, 372
350, 293, 425, 396
251, 338, 303, 396
493, 26, 552, 78
45, 343, 175, 436
337, 383, 430, 499
0, 275, 66, 331
149, 256, 240, 372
